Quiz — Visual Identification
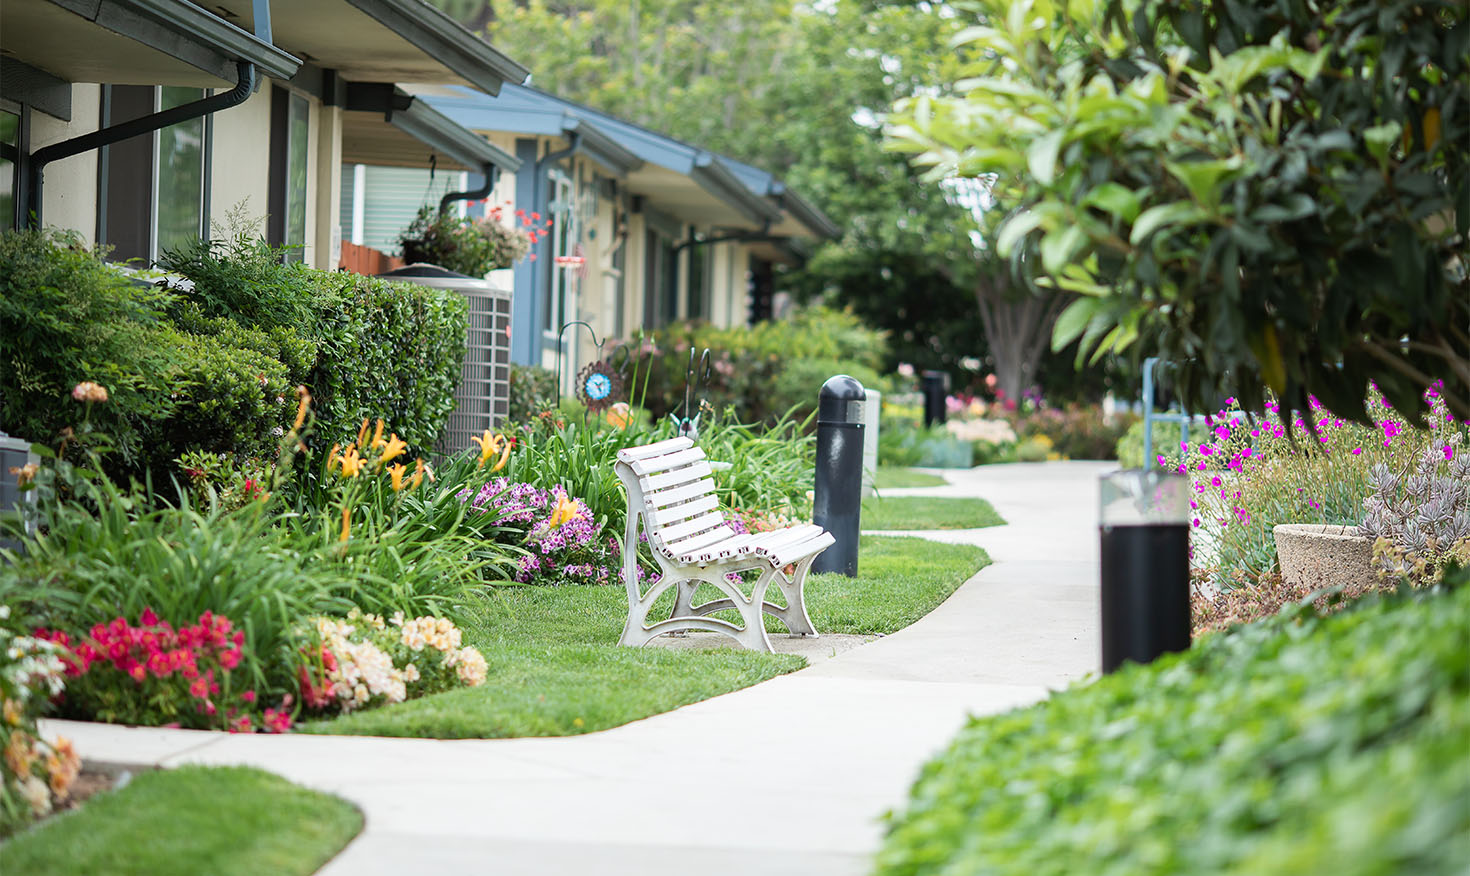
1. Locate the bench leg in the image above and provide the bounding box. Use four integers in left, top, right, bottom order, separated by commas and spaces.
620, 569, 775, 652
773, 555, 819, 637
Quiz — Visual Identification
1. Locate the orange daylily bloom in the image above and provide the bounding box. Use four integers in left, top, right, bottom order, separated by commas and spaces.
292, 386, 312, 430
547, 494, 578, 529
470, 430, 504, 468
338, 444, 365, 478
339, 506, 351, 542
370, 419, 386, 450
380, 433, 408, 466
356, 418, 371, 448
326, 443, 342, 473
388, 462, 407, 491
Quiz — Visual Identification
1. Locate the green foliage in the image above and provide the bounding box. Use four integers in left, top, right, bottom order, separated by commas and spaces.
876, 578, 1470, 876
508, 364, 559, 423
626, 306, 887, 424
1115, 419, 1184, 469
0, 766, 363, 876
889, 0, 1469, 427
1006, 404, 1135, 461
874, 467, 946, 489
162, 235, 468, 455
0, 230, 176, 465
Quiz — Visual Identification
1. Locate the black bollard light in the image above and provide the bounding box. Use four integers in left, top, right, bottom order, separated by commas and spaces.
1098, 469, 1192, 673
921, 370, 949, 428
813, 375, 866, 577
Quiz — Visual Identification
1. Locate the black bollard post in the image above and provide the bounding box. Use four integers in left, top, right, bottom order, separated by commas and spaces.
813, 375, 866, 577
921, 370, 949, 428
1098, 470, 1192, 673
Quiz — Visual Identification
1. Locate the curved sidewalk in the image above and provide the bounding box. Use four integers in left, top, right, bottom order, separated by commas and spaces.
44, 461, 1109, 876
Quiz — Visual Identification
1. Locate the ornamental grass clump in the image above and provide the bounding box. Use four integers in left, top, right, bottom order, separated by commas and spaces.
296, 609, 486, 716
1170, 387, 1467, 586
0, 606, 80, 836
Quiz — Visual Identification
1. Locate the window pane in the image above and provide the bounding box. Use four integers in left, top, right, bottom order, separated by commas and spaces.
284, 94, 309, 261
101, 86, 156, 263
156, 87, 205, 257
0, 111, 17, 231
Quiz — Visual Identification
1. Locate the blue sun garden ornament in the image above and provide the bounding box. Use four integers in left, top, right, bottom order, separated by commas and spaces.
577, 360, 622, 413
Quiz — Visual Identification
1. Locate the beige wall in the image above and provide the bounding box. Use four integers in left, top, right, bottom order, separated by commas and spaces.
208, 85, 272, 236
32, 85, 101, 246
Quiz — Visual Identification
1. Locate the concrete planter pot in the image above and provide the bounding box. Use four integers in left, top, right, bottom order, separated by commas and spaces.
1273, 523, 1377, 591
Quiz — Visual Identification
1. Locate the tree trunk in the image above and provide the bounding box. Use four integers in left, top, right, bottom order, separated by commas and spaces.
974, 273, 1069, 405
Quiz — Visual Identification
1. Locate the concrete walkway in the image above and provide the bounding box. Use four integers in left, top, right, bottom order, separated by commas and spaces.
44, 461, 1109, 875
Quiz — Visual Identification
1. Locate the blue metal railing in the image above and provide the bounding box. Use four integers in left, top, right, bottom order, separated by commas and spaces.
1141, 357, 1208, 470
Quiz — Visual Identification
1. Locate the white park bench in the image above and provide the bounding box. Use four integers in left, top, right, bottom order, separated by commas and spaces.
613, 436, 835, 652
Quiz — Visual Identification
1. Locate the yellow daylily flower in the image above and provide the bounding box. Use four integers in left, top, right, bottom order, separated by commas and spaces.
410, 458, 425, 490
325, 443, 342, 474
339, 506, 351, 542
606, 402, 631, 429
292, 386, 312, 430
388, 462, 407, 492
370, 419, 386, 450
339, 444, 364, 478
547, 494, 578, 529
489, 440, 512, 473
356, 418, 371, 448
470, 430, 504, 468
380, 433, 408, 466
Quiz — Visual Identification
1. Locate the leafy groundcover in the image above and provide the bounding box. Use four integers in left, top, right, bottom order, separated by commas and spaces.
876, 576, 1470, 876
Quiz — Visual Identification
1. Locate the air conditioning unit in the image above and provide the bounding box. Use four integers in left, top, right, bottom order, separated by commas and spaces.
376, 265, 513, 455
0, 433, 38, 555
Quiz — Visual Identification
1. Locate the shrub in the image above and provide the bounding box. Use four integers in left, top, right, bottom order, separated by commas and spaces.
161, 235, 468, 455
1005, 404, 1134, 460
35, 611, 291, 734
0, 607, 79, 836
0, 230, 177, 466
876, 575, 1470, 876
508, 364, 559, 423
622, 307, 888, 424
296, 609, 486, 716
1115, 419, 1184, 469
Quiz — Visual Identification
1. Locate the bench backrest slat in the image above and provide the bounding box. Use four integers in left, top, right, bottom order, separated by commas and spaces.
642, 460, 713, 492
628, 447, 706, 477
644, 478, 717, 510
648, 493, 721, 527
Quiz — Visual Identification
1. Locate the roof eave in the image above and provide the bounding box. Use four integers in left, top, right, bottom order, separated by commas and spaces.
394, 97, 523, 173
562, 116, 643, 176
692, 154, 783, 226
344, 0, 529, 94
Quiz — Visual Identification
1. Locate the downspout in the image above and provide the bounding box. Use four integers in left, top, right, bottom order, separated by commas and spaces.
438, 165, 498, 215
24, 60, 258, 228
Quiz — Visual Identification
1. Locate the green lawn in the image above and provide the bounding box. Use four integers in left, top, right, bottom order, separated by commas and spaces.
302, 535, 988, 739
874, 467, 948, 489
861, 496, 1005, 530
0, 766, 361, 876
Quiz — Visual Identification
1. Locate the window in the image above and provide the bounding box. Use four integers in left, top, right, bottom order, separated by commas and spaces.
687, 233, 710, 322
543, 169, 577, 333
268, 87, 309, 262
98, 86, 210, 262
0, 109, 19, 231
643, 225, 679, 328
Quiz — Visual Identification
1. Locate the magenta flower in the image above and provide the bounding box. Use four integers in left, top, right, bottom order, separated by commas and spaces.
1445, 445, 1455, 461
1352, 447, 1363, 455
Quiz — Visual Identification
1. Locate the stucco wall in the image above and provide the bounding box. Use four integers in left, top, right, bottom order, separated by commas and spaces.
208, 85, 272, 236
32, 84, 101, 246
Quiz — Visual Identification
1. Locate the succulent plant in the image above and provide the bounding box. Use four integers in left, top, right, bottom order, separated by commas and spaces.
1360, 433, 1470, 582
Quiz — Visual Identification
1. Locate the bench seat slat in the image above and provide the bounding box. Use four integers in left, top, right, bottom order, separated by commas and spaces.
659, 510, 729, 543
642, 460, 713, 491
649, 494, 721, 526
664, 524, 738, 555
770, 532, 836, 567
628, 447, 706, 476
616, 436, 693, 463
644, 478, 717, 510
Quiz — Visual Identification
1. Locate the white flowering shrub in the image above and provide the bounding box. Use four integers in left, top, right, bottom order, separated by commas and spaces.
1, 605, 81, 836
297, 608, 487, 715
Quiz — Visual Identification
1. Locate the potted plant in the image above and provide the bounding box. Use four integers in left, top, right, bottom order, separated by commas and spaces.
397, 204, 547, 277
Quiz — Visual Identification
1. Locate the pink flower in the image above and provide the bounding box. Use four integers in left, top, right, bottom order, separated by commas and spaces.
1352, 447, 1363, 455
241, 690, 257, 703
1445, 446, 1455, 461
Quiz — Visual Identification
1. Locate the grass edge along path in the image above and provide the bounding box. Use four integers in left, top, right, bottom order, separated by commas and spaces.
302, 535, 989, 739
874, 467, 948, 489
862, 496, 1005, 530
874, 580, 1470, 876
0, 766, 363, 876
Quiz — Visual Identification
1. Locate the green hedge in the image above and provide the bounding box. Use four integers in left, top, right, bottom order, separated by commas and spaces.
163, 237, 466, 455
0, 231, 465, 479
876, 576, 1470, 876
